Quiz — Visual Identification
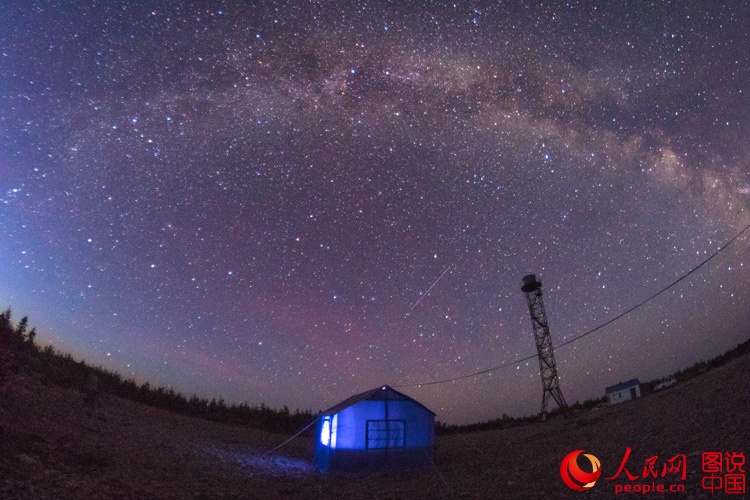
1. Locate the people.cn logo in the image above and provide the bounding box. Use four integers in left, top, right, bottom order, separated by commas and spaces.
560, 450, 602, 491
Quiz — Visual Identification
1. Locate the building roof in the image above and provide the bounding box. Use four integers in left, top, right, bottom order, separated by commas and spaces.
605, 378, 641, 393
320, 385, 436, 416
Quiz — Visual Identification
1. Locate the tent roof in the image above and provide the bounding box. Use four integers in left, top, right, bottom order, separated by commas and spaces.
320, 385, 436, 416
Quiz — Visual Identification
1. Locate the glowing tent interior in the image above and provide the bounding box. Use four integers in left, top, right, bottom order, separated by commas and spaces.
314, 385, 436, 473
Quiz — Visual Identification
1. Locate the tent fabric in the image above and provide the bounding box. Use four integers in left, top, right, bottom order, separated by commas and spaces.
319, 385, 436, 417
314, 385, 436, 473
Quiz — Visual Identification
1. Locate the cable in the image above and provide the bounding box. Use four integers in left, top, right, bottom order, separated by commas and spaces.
395, 352, 540, 388
263, 416, 320, 456
396, 220, 750, 388
556, 220, 750, 349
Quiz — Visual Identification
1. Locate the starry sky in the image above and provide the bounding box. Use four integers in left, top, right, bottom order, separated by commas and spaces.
1, 2, 749, 424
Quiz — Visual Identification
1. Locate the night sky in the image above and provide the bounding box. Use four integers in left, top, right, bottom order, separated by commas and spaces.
1, 2, 749, 424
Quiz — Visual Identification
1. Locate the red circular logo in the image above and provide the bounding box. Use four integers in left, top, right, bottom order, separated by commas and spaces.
560, 450, 602, 491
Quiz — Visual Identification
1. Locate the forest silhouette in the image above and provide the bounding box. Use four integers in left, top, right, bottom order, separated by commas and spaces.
0, 308, 314, 434
1, 308, 748, 435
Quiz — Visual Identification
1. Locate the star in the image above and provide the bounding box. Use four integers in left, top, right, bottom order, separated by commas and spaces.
0, 1, 748, 424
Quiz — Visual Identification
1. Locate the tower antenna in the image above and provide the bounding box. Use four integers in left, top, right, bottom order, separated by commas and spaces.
521, 274, 568, 420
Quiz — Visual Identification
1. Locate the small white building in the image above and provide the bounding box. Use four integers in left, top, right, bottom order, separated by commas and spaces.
605, 378, 641, 405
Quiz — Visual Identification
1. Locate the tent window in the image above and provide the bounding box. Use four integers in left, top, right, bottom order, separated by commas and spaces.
366, 420, 405, 449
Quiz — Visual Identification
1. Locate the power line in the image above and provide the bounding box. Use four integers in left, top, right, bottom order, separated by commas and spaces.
396, 221, 750, 389
395, 352, 540, 388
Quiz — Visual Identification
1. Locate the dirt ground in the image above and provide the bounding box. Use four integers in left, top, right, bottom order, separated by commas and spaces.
1, 349, 748, 499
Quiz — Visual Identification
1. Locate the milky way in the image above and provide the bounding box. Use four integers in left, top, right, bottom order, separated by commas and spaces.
1, 2, 749, 423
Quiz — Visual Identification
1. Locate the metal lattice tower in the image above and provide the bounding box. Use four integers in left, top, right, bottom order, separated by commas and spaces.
521, 274, 568, 419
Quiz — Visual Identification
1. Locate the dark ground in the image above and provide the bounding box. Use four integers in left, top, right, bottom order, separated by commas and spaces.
1, 346, 748, 499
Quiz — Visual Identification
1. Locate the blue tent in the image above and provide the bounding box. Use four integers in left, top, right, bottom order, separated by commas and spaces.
314, 385, 436, 473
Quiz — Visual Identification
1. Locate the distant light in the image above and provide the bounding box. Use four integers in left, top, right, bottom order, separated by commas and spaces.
228, 270, 233, 275
321, 418, 329, 446
350, 68, 356, 74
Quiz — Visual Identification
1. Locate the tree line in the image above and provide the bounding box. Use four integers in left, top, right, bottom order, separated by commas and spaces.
436, 334, 750, 434
3, 307, 747, 435
0, 308, 314, 434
